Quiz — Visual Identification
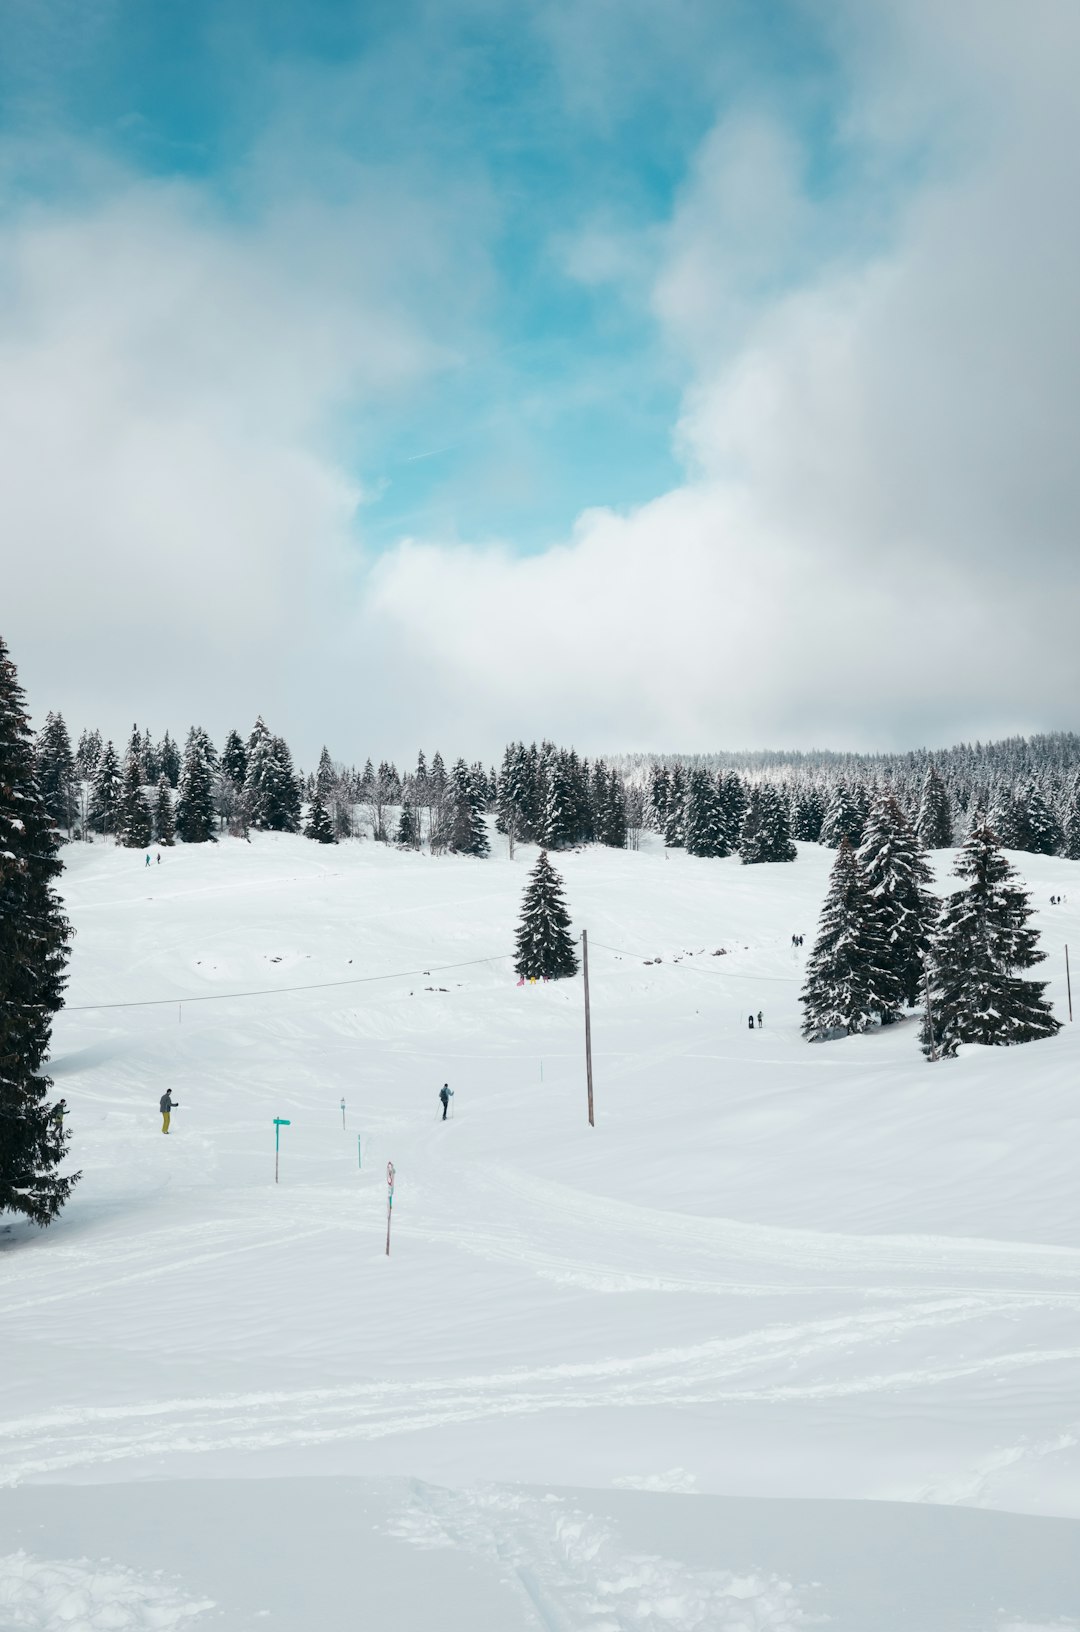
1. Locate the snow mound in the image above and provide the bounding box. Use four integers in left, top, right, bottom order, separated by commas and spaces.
386, 1483, 811, 1630
0, 1551, 214, 1631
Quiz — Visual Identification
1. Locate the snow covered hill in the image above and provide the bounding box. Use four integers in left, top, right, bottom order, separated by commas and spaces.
3, 831, 1080, 1629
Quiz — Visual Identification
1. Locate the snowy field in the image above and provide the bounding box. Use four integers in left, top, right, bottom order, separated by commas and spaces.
3, 830, 1080, 1630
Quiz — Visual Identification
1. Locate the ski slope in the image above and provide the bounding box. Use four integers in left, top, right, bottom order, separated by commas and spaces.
3, 831, 1080, 1630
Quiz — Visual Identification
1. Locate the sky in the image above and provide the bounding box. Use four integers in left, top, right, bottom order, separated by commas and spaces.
2, 0, 1078, 767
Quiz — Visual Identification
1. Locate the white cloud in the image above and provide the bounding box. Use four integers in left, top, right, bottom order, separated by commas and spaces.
365, 1, 1080, 754
0, 172, 475, 749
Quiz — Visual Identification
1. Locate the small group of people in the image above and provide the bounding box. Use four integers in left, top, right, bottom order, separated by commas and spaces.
748, 1010, 764, 1030
790, 933, 805, 947
144, 853, 163, 867
1049, 894, 1068, 906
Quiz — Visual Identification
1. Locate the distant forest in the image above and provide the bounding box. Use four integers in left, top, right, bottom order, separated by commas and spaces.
30, 715, 1080, 863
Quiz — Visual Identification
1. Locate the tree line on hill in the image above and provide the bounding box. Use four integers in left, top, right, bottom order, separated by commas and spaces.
31, 713, 1080, 864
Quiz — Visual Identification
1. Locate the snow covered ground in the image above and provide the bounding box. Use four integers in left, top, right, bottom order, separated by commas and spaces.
3, 830, 1080, 1629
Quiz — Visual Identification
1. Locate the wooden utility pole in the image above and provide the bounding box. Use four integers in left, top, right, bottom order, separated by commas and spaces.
924, 969, 938, 1061
582, 930, 595, 1126
1066, 944, 1074, 1023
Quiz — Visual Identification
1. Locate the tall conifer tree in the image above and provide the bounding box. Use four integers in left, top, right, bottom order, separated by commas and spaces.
35, 713, 77, 837
514, 851, 579, 979
915, 764, 953, 849
858, 794, 937, 1009
175, 728, 216, 843
922, 826, 1060, 1057
117, 752, 153, 848
154, 775, 175, 846
0, 637, 79, 1225
802, 839, 903, 1039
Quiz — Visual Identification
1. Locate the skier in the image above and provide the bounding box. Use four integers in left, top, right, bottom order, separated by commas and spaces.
156, 852, 161, 865
757, 1010, 764, 1028
145, 853, 151, 867
160, 1090, 178, 1134
51, 1098, 68, 1147
439, 1083, 453, 1121
748, 1014, 754, 1030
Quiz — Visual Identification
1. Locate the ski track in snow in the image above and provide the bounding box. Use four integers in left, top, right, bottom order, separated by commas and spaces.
385, 1483, 812, 1632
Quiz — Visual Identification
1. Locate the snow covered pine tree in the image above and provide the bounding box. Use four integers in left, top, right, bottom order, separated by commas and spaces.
922, 824, 1060, 1058
0, 636, 80, 1225
802, 837, 904, 1039
304, 791, 337, 844
858, 794, 937, 1009
514, 851, 579, 980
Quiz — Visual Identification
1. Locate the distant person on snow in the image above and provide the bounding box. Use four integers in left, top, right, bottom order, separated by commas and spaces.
160, 1090, 178, 1134
156, 852, 161, 865
757, 1010, 764, 1028
439, 1083, 453, 1121
748, 1014, 754, 1030
145, 853, 151, 867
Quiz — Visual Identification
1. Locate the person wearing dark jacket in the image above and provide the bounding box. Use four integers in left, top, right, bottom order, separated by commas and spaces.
160, 1090, 178, 1134
439, 1084, 452, 1121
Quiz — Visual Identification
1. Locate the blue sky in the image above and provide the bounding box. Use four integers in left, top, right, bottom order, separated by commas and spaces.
1, 0, 847, 550
3, 1, 1079, 760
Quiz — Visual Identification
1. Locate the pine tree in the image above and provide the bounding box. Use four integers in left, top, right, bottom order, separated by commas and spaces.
396, 801, 420, 849
541, 754, 577, 850
858, 794, 937, 1011
304, 792, 336, 844
739, 784, 797, 864
802, 839, 902, 1039
922, 825, 1060, 1058
514, 851, 579, 979
154, 775, 175, 846
1019, 781, 1062, 856
141, 728, 159, 785
263, 737, 302, 832
820, 782, 865, 849
34, 712, 77, 837
88, 741, 123, 839
175, 728, 216, 844
716, 771, 749, 851
314, 746, 335, 800
117, 752, 153, 849
157, 731, 181, 789
663, 764, 686, 847
645, 764, 671, 833
684, 769, 730, 857
244, 721, 301, 833
0, 636, 79, 1226
1061, 772, 1080, 860
221, 729, 248, 788
601, 769, 628, 850
449, 759, 490, 856
915, 764, 953, 849
791, 784, 825, 842
74, 727, 102, 781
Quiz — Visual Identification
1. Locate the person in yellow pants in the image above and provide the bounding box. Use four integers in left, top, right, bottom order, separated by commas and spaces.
159, 1090, 178, 1133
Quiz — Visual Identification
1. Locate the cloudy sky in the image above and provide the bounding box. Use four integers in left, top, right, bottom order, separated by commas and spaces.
2, 0, 1077, 765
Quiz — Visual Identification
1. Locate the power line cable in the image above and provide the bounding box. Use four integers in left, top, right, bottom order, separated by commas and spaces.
62, 952, 515, 1013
